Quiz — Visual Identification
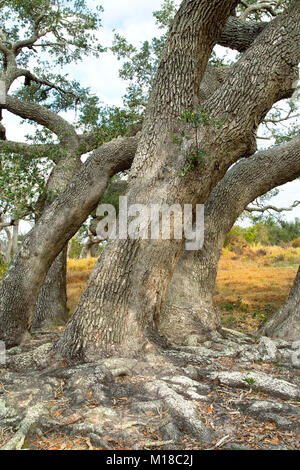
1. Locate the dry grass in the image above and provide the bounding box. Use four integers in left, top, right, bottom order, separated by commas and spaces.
66, 245, 300, 332
66, 258, 97, 312
215, 245, 300, 331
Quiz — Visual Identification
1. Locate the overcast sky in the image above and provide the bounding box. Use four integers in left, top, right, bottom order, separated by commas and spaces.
4, 0, 300, 231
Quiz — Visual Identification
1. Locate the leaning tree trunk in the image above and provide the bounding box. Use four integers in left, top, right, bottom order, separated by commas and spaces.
32, 155, 81, 329
32, 246, 69, 329
56, 1, 300, 362
0, 135, 138, 347
259, 266, 300, 342
158, 135, 300, 345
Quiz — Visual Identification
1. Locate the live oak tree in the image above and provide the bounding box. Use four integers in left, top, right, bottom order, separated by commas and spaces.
0, 0, 299, 355
56, 0, 300, 361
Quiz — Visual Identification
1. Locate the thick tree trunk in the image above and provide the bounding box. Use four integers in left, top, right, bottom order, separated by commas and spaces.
56, 0, 243, 361
32, 246, 69, 329
259, 267, 300, 342
0, 135, 138, 347
158, 135, 300, 345
56, 1, 300, 362
32, 152, 82, 329
158, 248, 222, 345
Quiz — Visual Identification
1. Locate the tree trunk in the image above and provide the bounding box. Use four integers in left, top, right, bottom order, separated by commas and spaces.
11, 221, 19, 257
259, 267, 300, 342
0, 227, 12, 264
56, 1, 300, 362
31, 153, 82, 329
32, 246, 69, 329
80, 237, 99, 259
158, 134, 300, 345
158, 248, 222, 345
0, 135, 138, 347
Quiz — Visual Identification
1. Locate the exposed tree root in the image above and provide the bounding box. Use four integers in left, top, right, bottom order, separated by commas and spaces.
144, 380, 214, 443
0, 329, 299, 450
1, 403, 47, 450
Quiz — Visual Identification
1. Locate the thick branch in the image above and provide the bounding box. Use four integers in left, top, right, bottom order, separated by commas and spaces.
0, 133, 139, 347
219, 16, 267, 52
160, 135, 300, 344
4, 95, 80, 149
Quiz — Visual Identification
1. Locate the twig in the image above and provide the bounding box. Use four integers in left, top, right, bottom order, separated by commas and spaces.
32, 416, 83, 442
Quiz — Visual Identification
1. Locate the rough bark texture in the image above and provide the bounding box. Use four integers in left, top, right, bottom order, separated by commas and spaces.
0, 135, 138, 347
56, 1, 300, 362
32, 147, 82, 329
259, 267, 300, 342
56, 0, 243, 361
32, 246, 69, 329
219, 17, 267, 51
0, 1, 299, 357
158, 135, 300, 345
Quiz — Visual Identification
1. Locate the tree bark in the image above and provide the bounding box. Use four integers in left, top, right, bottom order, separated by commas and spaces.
11, 221, 19, 257
32, 146, 82, 329
80, 237, 100, 259
219, 17, 267, 52
0, 135, 138, 347
56, 1, 300, 362
0, 227, 12, 264
32, 245, 69, 329
158, 135, 300, 345
259, 266, 300, 342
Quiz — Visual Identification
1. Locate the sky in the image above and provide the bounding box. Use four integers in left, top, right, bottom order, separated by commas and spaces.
3, 0, 300, 232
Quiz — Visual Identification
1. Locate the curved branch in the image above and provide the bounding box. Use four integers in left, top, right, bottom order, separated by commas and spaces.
241, 2, 277, 20
11, 69, 78, 98
219, 16, 267, 52
0, 133, 139, 347
4, 95, 80, 149
246, 200, 300, 214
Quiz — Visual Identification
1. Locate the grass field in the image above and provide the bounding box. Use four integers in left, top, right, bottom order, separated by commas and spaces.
67, 244, 300, 333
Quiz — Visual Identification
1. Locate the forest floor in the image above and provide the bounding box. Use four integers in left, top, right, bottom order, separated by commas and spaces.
0, 328, 299, 451
0, 246, 299, 451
